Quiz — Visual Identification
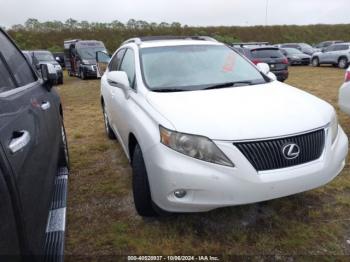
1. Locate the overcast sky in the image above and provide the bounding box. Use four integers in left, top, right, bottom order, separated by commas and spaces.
1, 0, 349, 28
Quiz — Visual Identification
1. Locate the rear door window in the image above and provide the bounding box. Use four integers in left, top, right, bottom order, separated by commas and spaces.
335, 45, 349, 51
251, 49, 283, 58
0, 32, 36, 87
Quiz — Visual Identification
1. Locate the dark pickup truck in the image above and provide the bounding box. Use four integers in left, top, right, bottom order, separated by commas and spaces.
0, 28, 69, 261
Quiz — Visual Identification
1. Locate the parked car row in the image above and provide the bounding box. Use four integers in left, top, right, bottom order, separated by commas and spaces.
232, 40, 350, 75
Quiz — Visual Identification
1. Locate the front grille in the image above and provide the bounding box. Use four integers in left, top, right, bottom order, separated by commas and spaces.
234, 129, 325, 171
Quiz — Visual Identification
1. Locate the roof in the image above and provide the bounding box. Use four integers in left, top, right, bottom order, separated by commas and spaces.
121, 36, 222, 48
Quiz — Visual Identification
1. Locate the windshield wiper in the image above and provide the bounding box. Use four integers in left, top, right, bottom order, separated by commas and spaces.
203, 81, 253, 90
151, 88, 188, 92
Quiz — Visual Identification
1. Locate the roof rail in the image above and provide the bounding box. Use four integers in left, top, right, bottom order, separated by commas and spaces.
232, 42, 270, 47
121, 36, 218, 46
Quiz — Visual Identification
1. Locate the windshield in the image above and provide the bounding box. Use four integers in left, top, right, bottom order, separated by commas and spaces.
140, 45, 266, 91
34, 52, 55, 62
283, 48, 303, 55
78, 47, 106, 59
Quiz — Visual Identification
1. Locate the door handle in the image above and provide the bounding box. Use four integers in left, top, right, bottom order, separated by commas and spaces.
41, 101, 51, 111
9, 130, 31, 154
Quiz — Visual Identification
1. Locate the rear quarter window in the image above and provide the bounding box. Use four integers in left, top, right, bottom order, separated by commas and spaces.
0, 57, 16, 93
0, 32, 36, 87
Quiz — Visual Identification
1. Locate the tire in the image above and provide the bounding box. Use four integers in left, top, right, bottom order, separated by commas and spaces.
58, 120, 70, 170
58, 76, 63, 85
312, 57, 320, 67
80, 70, 86, 80
132, 144, 157, 217
102, 104, 116, 140
338, 57, 348, 69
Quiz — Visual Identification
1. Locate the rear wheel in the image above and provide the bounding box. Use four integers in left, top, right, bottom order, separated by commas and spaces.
132, 144, 157, 217
102, 104, 116, 140
312, 57, 320, 67
338, 57, 348, 69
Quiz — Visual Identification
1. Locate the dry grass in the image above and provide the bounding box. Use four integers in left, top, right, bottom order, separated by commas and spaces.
58, 66, 350, 257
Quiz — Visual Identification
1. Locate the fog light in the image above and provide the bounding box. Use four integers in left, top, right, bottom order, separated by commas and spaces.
174, 190, 187, 198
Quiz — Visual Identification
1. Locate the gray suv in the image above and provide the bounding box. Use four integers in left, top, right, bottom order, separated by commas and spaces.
311, 43, 350, 69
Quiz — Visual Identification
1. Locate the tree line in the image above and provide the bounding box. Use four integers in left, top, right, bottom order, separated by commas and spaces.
4, 18, 350, 52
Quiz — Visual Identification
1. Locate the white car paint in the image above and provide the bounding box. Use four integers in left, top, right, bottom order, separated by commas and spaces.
339, 67, 350, 115
101, 39, 348, 213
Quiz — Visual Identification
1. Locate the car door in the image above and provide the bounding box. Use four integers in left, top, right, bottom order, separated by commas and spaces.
321, 45, 336, 63
102, 48, 126, 130
0, 30, 57, 256
109, 48, 136, 148
96, 51, 111, 78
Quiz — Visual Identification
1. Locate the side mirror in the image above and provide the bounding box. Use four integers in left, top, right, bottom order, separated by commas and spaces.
96, 51, 111, 78
256, 63, 277, 81
107, 71, 130, 89
256, 62, 270, 74
41, 64, 58, 90
267, 72, 277, 81
55, 57, 61, 62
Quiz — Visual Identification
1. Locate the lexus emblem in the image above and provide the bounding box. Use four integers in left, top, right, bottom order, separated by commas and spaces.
282, 143, 300, 160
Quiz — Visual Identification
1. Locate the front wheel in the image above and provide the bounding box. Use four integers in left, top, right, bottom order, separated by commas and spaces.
132, 144, 158, 217
312, 57, 320, 67
338, 57, 348, 69
80, 70, 86, 80
103, 105, 116, 140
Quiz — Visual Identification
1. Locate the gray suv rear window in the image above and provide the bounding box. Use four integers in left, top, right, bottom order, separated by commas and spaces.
251, 49, 284, 58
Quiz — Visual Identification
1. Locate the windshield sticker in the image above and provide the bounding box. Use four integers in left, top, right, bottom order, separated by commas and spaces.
222, 53, 236, 72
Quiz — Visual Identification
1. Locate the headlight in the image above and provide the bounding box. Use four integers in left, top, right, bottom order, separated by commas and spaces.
330, 113, 339, 144
82, 59, 90, 65
292, 56, 300, 59
159, 126, 234, 167
54, 65, 62, 70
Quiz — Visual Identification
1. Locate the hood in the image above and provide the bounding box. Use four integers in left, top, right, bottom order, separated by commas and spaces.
81, 59, 97, 65
302, 48, 315, 55
146, 81, 333, 141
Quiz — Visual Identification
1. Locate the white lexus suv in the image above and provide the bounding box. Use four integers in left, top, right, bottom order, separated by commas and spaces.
99, 36, 348, 217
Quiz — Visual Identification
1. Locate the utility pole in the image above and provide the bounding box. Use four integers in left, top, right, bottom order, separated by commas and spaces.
265, 0, 269, 26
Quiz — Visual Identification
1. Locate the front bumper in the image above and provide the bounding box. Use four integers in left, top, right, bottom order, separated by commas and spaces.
290, 58, 310, 65
81, 65, 98, 77
339, 82, 350, 115
144, 127, 348, 212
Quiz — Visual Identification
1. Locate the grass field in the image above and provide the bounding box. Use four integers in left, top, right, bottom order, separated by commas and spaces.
58, 66, 350, 258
